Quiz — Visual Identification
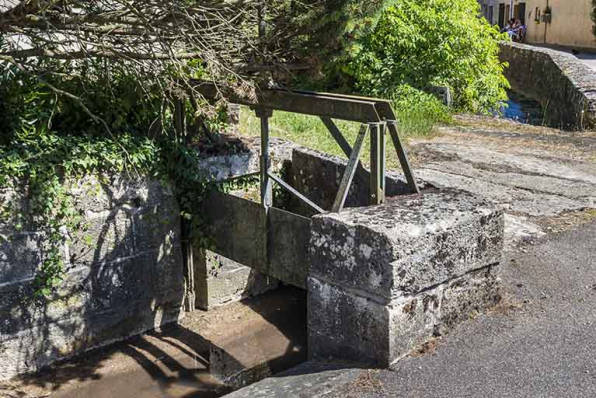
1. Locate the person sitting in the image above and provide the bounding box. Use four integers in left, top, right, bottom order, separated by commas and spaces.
500, 19, 515, 33
509, 19, 526, 42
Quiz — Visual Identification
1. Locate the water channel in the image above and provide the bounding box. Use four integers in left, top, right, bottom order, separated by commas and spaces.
501, 91, 545, 126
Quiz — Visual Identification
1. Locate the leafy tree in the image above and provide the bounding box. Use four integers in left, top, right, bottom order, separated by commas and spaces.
334, 0, 509, 112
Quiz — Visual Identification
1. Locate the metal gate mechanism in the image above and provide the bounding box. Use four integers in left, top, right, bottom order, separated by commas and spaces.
185, 81, 420, 214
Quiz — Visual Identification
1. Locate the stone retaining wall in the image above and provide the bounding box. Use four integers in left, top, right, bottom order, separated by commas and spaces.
0, 137, 295, 381
0, 176, 184, 380
500, 42, 596, 130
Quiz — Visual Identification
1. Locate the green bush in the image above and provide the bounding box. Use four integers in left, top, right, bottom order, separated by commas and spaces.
0, 66, 163, 144
336, 0, 509, 113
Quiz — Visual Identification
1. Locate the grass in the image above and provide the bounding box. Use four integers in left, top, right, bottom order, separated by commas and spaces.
239, 105, 446, 170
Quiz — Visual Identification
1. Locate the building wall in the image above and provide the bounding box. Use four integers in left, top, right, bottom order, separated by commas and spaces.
479, 0, 596, 50
524, 0, 595, 50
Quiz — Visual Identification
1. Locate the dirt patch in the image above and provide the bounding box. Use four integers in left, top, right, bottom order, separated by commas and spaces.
535, 209, 596, 235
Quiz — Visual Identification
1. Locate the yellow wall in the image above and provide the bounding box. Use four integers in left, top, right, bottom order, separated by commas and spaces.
523, 0, 596, 49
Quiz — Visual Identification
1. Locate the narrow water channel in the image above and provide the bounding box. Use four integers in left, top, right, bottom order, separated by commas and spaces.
501, 91, 545, 126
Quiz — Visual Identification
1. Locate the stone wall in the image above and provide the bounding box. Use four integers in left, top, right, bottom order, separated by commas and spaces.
0, 137, 296, 381
289, 147, 431, 216
0, 176, 184, 381
500, 42, 596, 130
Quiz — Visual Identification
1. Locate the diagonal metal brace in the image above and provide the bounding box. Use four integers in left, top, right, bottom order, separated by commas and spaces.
268, 172, 326, 214
332, 124, 369, 212
320, 117, 370, 187
387, 121, 420, 194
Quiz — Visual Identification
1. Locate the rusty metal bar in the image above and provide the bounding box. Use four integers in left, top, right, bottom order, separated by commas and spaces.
332, 124, 369, 212
387, 121, 420, 194
268, 172, 325, 214
298, 90, 397, 121
369, 123, 385, 206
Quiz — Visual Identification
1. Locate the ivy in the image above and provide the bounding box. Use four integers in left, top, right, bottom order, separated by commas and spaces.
0, 67, 236, 299
0, 129, 163, 298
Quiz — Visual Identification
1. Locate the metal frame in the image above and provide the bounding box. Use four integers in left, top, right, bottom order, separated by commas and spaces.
188, 81, 420, 213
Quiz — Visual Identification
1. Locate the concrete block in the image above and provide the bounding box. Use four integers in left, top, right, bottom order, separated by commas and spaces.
310, 190, 504, 300
308, 190, 503, 366
194, 250, 278, 310
289, 147, 428, 215
308, 266, 500, 367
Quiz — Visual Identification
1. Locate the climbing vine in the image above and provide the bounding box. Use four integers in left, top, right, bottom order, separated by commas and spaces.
0, 67, 240, 299
0, 131, 164, 297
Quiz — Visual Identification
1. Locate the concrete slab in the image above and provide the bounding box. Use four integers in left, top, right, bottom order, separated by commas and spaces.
222, 362, 363, 398
410, 121, 596, 247
308, 191, 503, 366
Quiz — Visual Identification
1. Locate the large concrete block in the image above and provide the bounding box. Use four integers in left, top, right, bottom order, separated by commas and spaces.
308, 266, 500, 367
310, 190, 504, 300
308, 190, 503, 366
